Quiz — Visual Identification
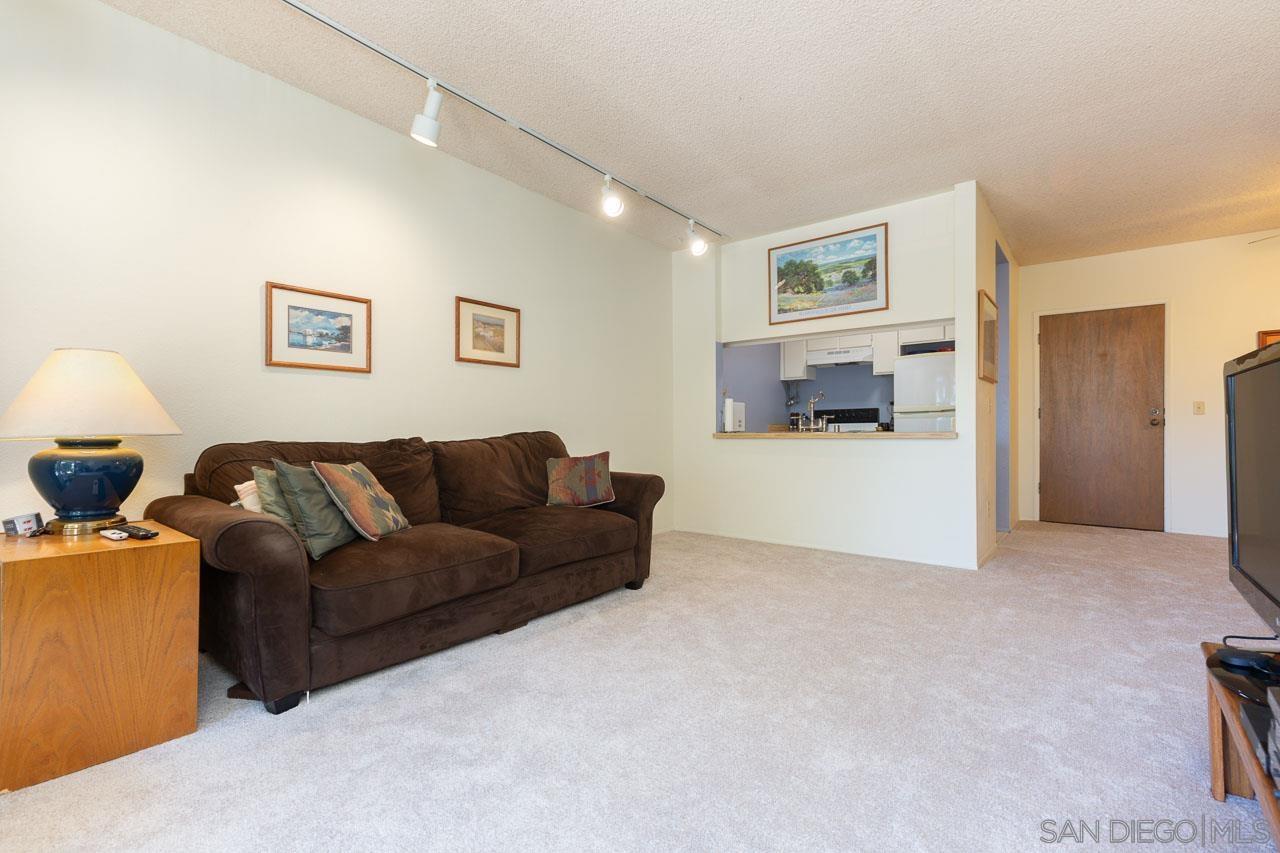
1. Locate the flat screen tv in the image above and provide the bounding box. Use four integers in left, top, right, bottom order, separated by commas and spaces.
1226, 345, 1280, 632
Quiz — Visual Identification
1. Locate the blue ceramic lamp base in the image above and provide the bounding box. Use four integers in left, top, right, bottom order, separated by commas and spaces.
29, 437, 142, 535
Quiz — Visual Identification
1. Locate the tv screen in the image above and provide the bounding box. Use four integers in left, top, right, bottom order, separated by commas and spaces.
1227, 350, 1280, 629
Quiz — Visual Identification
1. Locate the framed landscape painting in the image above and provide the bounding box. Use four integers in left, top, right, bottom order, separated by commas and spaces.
456, 297, 520, 368
768, 223, 888, 325
266, 282, 371, 373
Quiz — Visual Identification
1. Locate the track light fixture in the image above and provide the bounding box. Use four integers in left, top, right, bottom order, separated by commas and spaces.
410, 79, 443, 147
687, 219, 708, 256
600, 175, 624, 218
278, 1, 723, 241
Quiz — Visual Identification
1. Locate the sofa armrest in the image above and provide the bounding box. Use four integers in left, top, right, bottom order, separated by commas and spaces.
146, 495, 311, 708
602, 472, 665, 583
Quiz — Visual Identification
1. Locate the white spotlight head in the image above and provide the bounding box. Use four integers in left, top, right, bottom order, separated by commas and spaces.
601, 175, 624, 218
687, 219, 708, 256
411, 80, 444, 147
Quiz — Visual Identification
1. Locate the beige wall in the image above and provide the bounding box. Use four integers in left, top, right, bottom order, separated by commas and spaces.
0, 0, 675, 527
718, 191, 956, 343
1017, 230, 1280, 536
671, 185, 991, 569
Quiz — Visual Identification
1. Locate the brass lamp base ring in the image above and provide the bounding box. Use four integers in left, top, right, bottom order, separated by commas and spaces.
47, 516, 127, 536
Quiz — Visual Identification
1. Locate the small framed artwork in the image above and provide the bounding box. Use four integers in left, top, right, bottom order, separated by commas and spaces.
1258, 330, 1280, 350
768, 222, 888, 325
456, 297, 521, 368
978, 289, 998, 384
266, 282, 371, 373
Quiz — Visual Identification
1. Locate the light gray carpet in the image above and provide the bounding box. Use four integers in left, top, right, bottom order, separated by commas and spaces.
0, 524, 1272, 851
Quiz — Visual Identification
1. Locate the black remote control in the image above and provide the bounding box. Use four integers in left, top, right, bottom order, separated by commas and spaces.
111, 524, 159, 540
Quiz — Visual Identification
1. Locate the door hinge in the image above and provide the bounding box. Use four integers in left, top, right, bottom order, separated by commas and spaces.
1038, 482, 1041, 493
1037, 407, 1041, 419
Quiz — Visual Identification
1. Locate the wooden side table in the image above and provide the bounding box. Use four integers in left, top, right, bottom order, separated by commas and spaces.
1202, 642, 1280, 843
0, 521, 199, 792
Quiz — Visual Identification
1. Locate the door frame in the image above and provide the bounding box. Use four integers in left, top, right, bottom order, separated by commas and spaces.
1031, 299, 1171, 530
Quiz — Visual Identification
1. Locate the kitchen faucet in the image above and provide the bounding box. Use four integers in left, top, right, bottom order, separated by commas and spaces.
806, 391, 826, 431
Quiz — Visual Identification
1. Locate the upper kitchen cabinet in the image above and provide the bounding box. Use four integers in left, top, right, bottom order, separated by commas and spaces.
780, 339, 816, 381
897, 325, 947, 345
871, 331, 899, 375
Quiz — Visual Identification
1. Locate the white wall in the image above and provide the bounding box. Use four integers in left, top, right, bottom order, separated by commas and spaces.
0, 0, 674, 529
1017, 231, 1280, 537
671, 186, 988, 569
719, 191, 956, 343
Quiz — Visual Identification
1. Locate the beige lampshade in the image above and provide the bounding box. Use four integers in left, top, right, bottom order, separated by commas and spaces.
0, 348, 182, 440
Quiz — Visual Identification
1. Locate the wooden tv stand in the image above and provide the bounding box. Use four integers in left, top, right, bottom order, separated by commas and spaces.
1202, 642, 1280, 841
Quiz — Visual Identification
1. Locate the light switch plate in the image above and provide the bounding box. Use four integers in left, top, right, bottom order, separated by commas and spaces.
1193, 401, 1206, 415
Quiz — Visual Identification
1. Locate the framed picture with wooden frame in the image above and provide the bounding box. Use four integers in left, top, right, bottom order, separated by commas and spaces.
767, 222, 888, 325
1258, 329, 1280, 351
456, 297, 521, 368
266, 282, 371, 373
978, 289, 998, 384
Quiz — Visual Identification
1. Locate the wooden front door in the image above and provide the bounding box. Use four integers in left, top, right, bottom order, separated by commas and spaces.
1039, 305, 1165, 530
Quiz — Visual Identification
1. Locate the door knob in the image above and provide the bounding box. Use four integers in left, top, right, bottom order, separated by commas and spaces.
1150, 418, 1162, 426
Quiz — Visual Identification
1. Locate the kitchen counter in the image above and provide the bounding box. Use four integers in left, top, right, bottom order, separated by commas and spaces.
712, 431, 957, 440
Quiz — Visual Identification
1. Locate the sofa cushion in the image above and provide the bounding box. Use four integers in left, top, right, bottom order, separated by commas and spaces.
464, 506, 637, 577
309, 523, 518, 637
429, 432, 568, 524
191, 438, 441, 524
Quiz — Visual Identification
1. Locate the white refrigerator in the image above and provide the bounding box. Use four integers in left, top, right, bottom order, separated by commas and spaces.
893, 351, 956, 433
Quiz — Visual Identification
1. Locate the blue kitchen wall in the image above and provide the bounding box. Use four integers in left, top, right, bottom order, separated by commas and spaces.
798, 363, 895, 422
718, 343, 789, 432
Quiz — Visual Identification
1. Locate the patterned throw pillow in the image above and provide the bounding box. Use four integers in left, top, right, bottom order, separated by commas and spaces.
546, 451, 615, 507
312, 461, 411, 542
273, 460, 358, 559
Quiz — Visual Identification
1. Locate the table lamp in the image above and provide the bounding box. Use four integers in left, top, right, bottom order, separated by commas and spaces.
0, 348, 182, 535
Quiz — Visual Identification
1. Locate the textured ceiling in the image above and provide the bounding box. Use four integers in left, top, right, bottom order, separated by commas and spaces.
103, 0, 1280, 262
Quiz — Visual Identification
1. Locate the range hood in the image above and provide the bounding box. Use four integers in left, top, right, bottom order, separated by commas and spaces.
806, 345, 873, 367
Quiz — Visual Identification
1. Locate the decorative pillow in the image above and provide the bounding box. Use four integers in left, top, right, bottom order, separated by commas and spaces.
252, 467, 297, 532
233, 479, 263, 513
272, 460, 357, 560
312, 461, 411, 542
546, 451, 615, 507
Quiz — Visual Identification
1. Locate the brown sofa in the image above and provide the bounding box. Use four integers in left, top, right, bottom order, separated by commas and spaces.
146, 431, 664, 714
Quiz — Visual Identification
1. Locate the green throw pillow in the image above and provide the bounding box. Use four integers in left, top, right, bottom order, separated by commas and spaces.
252, 466, 297, 533
272, 459, 357, 560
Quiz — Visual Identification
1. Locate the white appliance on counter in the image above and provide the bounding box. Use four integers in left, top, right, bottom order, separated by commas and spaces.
892, 352, 956, 433
722, 398, 746, 432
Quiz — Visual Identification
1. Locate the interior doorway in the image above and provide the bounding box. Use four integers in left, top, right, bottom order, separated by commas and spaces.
1038, 304, 1165, 531
995, 246, 1012, 532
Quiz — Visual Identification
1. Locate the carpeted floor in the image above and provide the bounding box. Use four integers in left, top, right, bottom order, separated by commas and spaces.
0, 524, 1272, 851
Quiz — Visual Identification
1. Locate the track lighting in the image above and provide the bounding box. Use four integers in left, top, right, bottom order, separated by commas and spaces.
410, 79, 443, 147
687, 219, 708, 256
600, 175, 624, 218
